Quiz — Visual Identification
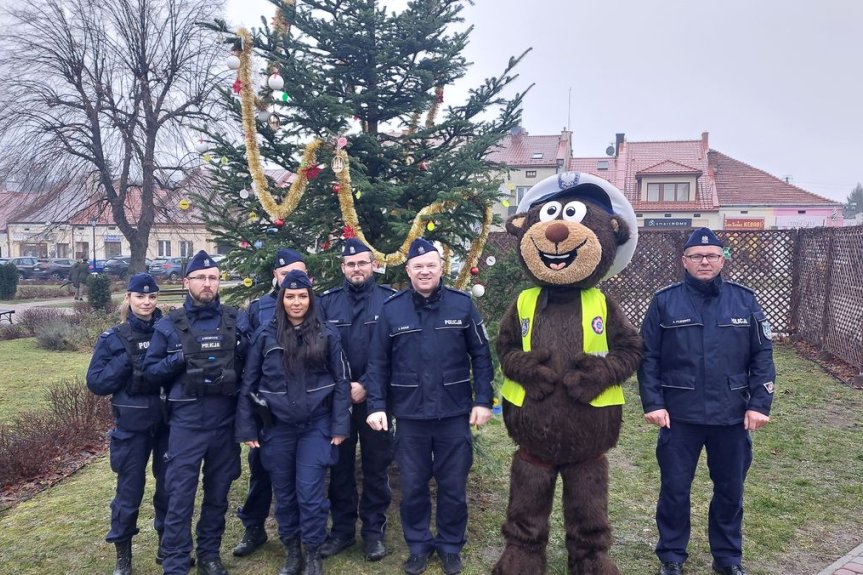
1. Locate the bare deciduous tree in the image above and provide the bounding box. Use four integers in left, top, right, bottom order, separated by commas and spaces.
0, 0, 226, 272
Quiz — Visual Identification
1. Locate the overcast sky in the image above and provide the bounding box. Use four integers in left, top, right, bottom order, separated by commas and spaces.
224, 0, 862, 203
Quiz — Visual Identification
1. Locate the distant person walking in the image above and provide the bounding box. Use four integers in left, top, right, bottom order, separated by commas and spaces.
70, 257, 89, 300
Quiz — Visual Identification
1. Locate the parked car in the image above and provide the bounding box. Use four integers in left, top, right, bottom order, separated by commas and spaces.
149, 257, 186, 281
9, 257, 40, 279
88, 259, 107, 274
31, 258, 75, 280
103, 256, 151, 279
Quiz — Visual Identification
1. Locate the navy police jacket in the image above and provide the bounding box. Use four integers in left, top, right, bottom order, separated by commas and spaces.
142, 296, 250, 430
86, 310, 164, 433
365, 283, 494, 420
248, 290, 278, 332
318, 279, 396, 388
638, 273, 776, 426
236, 320, 351, 442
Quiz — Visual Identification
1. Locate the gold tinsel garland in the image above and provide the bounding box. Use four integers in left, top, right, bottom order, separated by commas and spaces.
234, 26, 491, 290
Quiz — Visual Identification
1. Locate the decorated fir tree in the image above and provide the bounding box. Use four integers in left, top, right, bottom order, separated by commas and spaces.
194, 0, 529, 300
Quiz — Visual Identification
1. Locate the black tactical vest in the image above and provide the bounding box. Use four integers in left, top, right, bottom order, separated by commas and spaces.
170, 307, 239, 397
114, 322, 156, 395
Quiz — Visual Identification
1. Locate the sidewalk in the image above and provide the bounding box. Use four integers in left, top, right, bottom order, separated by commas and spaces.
0, 295, 79, 317
819, 542, 863, 575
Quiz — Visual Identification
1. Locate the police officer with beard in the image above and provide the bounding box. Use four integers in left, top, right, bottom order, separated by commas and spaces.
365, 238, 494, 575
143, 251, 250, 575
639, 228, 775, 575
317, 238, 395, 562
87, 273, 169, 575
233, 248, 309, 558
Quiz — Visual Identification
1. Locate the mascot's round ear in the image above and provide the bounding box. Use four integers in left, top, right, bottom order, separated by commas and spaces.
506, 214, 527, 236
610, 215, 631, 246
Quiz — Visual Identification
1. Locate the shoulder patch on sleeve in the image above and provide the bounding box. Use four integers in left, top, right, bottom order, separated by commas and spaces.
763, 381, 775, 394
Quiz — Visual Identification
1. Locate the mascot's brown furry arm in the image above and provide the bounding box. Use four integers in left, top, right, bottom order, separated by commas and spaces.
492, 172, 643, 575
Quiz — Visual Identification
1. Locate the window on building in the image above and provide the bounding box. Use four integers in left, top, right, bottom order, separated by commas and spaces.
56, 243, 69, 258
179, 241, 193, 258
531, 152, 543, 159
104, 242, 122, 258
798, 210, 806, 214
508, 186, 532, 216
596, 160, 609, 171
75, 242, 89, 260
158, 240, 172, 257
647, 182, 690, 202
525, 170, 537, 178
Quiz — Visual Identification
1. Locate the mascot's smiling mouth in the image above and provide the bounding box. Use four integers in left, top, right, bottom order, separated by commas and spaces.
533, 238, 587, 271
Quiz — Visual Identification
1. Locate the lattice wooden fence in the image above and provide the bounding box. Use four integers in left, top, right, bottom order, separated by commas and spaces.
484, 226, 863, 372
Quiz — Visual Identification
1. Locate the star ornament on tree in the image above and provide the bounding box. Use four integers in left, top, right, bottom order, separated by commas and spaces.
342, 225, 356, 239
231, 77, 243, 94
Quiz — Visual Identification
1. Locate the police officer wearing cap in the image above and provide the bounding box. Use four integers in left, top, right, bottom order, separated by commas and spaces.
317, 238, 396, 562
233, 247, 309, 558
638, 228, 775, 575
87, 273, 169, 575
237, 270, 351, 575
365, 238, 494, 575
142, 250, 251, 575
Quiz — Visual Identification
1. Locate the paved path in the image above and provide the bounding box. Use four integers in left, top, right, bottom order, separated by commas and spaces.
0, 296, 79, 318
819, 542, 863, 575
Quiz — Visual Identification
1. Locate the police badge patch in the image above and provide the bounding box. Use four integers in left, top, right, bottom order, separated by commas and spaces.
521, 318, 530, 338
761, 320, 773, 340
591, 316, 604, 335
557, 171, 580, 191
763, 381, 775, 394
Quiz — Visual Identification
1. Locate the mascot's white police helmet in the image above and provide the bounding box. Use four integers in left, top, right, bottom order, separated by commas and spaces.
515, 171, 638, 279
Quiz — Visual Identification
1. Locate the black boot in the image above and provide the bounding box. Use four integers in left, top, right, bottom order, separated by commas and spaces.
303, 545, 323, 575
278, 538, 305, 575
113, 540, 132, 575
232, 524, 268, 557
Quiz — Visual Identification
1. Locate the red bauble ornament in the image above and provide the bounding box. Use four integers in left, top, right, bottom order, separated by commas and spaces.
470, 266, 479, 276
274, 218, 284, 228
331, 183, 341, 194
418, 161, 429, 172
321, 239, 331, 251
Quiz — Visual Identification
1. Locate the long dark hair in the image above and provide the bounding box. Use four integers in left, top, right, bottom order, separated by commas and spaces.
274, 286, 327, 373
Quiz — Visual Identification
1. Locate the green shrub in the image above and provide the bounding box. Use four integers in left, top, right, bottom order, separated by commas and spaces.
68, 307, 118, 350
86, 273, 113, 311
0, 323, 28, 340
14, 284, 65, 300
35, 321, 78, 351
15, 307, 66, 336
0, 262, 18, 299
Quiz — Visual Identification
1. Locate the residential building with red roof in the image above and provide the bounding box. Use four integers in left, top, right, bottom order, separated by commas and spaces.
492, 130, 842, 230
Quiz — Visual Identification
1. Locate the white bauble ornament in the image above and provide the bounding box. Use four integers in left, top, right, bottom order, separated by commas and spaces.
238, 189, 250, 199
194, 139, 209, 154
471, 284, 486, 298
226, 55, 241, 70
267, 74, 285, 90
256, 109, 271, 123
485, 256, 496, 266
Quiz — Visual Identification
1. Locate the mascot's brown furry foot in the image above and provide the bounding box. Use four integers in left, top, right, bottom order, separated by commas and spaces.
493, 172, 642, 574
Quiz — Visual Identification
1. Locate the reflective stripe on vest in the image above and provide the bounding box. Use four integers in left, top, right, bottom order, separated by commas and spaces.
499, 286, 625, 408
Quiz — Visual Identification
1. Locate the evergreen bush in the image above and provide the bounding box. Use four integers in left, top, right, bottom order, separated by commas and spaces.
86, 273, 113, 311
35, 321, 78, 351
0, 262, 18, 299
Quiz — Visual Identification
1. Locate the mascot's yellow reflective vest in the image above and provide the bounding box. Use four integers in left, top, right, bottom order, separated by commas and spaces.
500, 287, 625, 408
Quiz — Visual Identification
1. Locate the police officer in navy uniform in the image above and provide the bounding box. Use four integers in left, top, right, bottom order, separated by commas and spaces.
237, 270, 351, 575
366, 238, 494, 575
638, 228, 775, 575
143, 251, 250, 575
234, 248, 309, 558
87, 273, 168, 575
318, 238, 396, 562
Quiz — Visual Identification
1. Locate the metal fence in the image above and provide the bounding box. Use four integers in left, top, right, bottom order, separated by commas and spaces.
486, 226, 863, 371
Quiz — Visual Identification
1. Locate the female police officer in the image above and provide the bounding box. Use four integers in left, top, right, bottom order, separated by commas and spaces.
236, 270, 351, 575
87, 273, 168, 575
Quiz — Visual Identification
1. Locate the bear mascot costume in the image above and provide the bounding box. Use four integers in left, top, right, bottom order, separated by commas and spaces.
493, 171, 643, 575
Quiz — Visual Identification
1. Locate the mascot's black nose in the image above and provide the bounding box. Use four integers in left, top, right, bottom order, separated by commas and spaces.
545, 222, 570, 244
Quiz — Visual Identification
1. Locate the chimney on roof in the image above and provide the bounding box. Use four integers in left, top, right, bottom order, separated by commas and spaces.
701, 131, 709, 152
510, 125, 526, 139
614, 133, 625, 158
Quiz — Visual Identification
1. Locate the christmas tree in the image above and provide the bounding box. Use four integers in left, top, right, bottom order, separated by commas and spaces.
194, 0, 529, 300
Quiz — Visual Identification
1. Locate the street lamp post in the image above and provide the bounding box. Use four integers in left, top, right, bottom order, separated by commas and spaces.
90, 219, 97, 263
